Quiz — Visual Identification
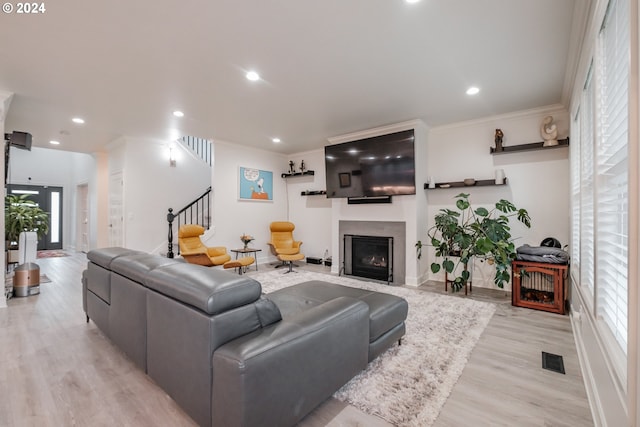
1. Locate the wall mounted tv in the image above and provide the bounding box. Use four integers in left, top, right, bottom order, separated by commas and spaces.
324, 129, 416, 199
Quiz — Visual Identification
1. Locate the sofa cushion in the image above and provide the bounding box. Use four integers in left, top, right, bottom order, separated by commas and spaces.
111, 253, 182, 284
87, 247, 144, 269
145, 263, 262, 315
268, 281, 408, 343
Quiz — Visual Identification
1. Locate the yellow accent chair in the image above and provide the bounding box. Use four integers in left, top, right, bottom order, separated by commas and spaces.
267, 221, 303, 268
178, 224, 231, 267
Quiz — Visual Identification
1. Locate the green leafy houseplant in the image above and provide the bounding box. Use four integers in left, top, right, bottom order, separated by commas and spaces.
416, 193, 531, 291
5, 194, 50, 245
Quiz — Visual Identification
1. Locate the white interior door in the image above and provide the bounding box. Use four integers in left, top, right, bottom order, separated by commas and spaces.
109, 171, 124, 247
76, 183, 89, 252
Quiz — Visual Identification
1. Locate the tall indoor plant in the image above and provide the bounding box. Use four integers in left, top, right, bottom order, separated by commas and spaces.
5, 194, 50, 247
416, 193, 531, 291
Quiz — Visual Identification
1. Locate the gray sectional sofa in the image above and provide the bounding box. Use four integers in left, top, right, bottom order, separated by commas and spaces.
82, 247, 408, 427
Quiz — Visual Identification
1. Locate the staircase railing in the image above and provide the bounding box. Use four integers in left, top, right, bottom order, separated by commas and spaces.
166, 186, 212, 258
180, 135, 212, 166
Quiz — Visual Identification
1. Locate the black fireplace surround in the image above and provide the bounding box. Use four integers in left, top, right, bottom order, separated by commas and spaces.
343, 234, 393, 283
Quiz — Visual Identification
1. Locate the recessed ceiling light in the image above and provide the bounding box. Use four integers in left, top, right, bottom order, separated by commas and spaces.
466, 87, 480, 95
406, 0, 421, 3
173, 110, 184, 118
72, 117, 85, 124
272, 137, 281, 143
246, 71, 260, 81
49, 140, 60, 145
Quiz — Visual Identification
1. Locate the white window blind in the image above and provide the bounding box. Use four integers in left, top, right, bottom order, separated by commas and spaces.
570, 109, 581, 284
580, 65, 595, 298
595, 0, 629, 353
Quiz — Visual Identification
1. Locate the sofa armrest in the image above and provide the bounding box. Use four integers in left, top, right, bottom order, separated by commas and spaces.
211, 297, 369, 427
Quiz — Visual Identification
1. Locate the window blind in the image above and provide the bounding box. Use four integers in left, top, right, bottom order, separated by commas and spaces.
580, 65, 595, 299
570, 109, 581, 284
595, 0, 629, 353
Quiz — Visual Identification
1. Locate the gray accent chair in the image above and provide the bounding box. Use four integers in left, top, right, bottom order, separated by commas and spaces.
82, 247, 407, 427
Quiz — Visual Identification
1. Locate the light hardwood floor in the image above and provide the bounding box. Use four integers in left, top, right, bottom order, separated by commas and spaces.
0, 253, 593, 426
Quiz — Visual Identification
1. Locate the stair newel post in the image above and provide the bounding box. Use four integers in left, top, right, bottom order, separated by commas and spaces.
167, 208, 175, 258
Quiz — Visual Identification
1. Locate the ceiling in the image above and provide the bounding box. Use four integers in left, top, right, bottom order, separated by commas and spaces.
0, 0, 585, 155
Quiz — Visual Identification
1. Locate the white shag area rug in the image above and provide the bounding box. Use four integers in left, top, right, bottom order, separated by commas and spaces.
250, 270, 496, 427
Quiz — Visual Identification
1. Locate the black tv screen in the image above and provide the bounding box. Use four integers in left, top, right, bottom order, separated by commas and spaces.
324, 129, 416, 199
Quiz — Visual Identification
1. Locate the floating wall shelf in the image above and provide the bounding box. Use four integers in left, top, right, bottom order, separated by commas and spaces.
281, 170, 315, 178
424, 178, 508, 190
301, 190, 327, 196
490, 138, 569, 155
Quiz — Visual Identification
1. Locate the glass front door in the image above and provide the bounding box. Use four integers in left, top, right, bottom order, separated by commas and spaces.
6, 184, 63, 250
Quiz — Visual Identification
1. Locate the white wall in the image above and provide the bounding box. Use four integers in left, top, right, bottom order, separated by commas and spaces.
7, 146, 96, 251
110, 136, 211, 253
284, 149, 332, 260
211, 141, 288, 265
425, 105, 571, 290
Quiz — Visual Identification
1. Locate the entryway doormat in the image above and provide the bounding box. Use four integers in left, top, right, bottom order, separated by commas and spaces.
37, 250, 69, 258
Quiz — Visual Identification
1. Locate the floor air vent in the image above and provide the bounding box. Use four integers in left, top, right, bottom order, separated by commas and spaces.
542, 351, 565, 374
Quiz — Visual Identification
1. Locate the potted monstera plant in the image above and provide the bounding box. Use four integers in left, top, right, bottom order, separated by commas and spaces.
5, 194, 50, 258
416, 193, 531, 291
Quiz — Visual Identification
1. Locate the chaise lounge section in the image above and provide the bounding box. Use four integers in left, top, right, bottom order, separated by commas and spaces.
82, 247, 408, 427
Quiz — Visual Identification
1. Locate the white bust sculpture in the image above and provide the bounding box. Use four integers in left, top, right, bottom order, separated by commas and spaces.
541, 115, 558, 147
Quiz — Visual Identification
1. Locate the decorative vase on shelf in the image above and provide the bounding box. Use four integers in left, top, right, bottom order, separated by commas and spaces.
541, 116, 559, 147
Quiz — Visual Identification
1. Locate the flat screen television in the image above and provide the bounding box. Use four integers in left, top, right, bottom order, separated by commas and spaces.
324, 129, 416, 199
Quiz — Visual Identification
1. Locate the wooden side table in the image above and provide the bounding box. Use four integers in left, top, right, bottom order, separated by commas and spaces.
231, 248, 262, 271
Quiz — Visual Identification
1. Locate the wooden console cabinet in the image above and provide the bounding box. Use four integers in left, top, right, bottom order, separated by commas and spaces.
512, 261, 568, 314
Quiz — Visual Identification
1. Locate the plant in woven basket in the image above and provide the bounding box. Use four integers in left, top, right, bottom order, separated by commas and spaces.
416, 193, 531, 291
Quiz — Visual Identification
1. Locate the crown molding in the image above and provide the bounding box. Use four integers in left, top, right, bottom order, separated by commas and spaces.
429, 104, 568, 133
327, 119, 428, 145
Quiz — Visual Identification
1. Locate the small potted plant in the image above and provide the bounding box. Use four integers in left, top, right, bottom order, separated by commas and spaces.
416, 193, 531, 291
5, 194, 50, 269
5, 194, 50, 247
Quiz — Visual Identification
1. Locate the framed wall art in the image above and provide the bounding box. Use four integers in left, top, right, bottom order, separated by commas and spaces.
339, 172, 351, 188
239, 167, 273, 201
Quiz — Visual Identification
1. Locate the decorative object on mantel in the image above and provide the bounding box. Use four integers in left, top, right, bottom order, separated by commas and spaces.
288, 160, 296, 174
416, 193, 531, 292
540, 115, 559, 147
494, 129, 504, 152
463, 178, 476, 186
495, 169, 505, 184
427, 176, 436, 189
240, 233, 254, 249
299, 159, 306, 173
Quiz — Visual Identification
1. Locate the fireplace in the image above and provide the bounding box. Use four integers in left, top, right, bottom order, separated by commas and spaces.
343, 234, 393, 283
